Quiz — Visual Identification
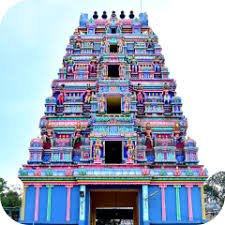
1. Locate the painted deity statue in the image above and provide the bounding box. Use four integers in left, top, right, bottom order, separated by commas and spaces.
126, 138, 135, 163
41, 131, 52, 149
72, 131, 81, 149
98, 96, 105, 113
66, 56, 75, 73
161, 83, 171, 104
130, 55, 138, 73
105, 23, 111, 34
174, 122, 184, 149
57, 91, 64, 105
102, 62, 108, 77
94, 139, 103, 163
118, 39, 123, 53
84, 84, 92, 104
145, 122, 154, 149
124, 95, 130, 112
74, 35, 82, 48
136, 83, 145, 104
89, 56, 97, 74
116, 24, 122, 34
154, 61, 161, 72
103, 38, 109, 53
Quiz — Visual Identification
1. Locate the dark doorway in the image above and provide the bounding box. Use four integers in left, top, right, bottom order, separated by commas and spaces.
107, 97, 121, 114
105, 141, 122, 164
108, 65, 119, 77
96, 208, 133, 225
110, 45, 119, 53
111, 28, 116, 34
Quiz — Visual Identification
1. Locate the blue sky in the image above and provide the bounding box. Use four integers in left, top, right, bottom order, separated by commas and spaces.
1, 0, 225, 224
0, 0, 225, 186
0, 0, 172, 185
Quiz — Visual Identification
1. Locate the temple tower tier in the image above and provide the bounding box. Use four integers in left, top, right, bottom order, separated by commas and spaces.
19, 10, 208, 225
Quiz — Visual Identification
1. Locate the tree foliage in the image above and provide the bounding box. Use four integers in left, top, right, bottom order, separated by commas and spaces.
204, 171, 225, 207
0, 177, 21, 221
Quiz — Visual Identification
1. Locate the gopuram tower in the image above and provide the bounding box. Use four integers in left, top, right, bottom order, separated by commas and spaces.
18, 11, 208, 225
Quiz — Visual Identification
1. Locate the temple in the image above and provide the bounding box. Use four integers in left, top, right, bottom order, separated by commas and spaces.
18, 11, 208, 225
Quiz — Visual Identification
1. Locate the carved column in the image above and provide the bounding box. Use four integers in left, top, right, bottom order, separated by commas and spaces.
34, 184, 42, 221
186, 184, 193, 221
66, 184, 73, 221
160, 184, 167, 221
174, 185, 181, 221
46, 185, 53, 222
20, 185, 28, 221
142, 185, 149, 225
79, 185, 86, 225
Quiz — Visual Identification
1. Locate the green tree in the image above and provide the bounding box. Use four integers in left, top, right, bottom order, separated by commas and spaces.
0, 177, 21, 221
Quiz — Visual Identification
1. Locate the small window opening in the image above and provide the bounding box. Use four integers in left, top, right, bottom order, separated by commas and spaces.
111, 28, 116, 34
108, 65, 119, 77
105, 141, 122, 164
110, 45, 119, 53
107, 97, 121, 114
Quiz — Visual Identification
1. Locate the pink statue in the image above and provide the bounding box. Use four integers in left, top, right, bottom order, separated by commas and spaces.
145, 123, 154, 149
84, 84, 92, 104
136, 83, 145, 104
142, 165, 149, 176
89, 56, 97, 73
94, 139, 103, 164
126, 138, 134, 164
174, 166, 181, 176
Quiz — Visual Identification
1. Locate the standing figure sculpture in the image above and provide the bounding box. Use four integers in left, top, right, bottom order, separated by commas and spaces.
124, 95, 130, 112
66, 56, 75, 73
57, 91, 64, 105
130, 55, 138, 73
136, 83, 145, 104
41, 131, 52, 150
89, 56, 97, 74
161, 83, 171, 104
94, 139, 103, 164
98, 96, 105, 113
83, 84, 92, 104
145, 122, 154, 149
126, 138, 135, 164
72, 131, 82, 149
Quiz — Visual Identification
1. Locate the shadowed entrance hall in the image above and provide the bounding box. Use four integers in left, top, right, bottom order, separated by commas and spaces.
91, 190, 139, 225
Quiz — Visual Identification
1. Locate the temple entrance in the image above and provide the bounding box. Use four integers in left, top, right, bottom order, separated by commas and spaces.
96, 207, 133, 225
107, 97, 121, 114
91, 191, 139, 225
105, 141, 122, 164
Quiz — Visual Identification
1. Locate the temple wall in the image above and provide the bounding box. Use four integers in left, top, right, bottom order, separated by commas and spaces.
20, 184, 203, 225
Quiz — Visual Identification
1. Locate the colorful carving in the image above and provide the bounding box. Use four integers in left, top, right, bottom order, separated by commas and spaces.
19, 11, 207, 225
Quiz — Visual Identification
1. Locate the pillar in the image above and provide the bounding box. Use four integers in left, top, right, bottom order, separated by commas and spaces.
66, 184, 73, 221
160, 184, 167, 221
20, 185, 28, 221
174, 185, 181, 221
199, 185, 206, 220
79, 185, 86, 225
142, 185, 149, 225
186, 184, 193, 221
46, 185, 53, 222
34, 184, 42, 221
